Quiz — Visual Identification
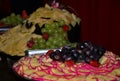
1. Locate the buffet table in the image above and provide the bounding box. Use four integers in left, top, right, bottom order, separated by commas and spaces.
0, 53, 29, 81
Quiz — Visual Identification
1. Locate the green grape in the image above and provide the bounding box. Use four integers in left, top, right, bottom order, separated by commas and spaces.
41, 28, 48, 33
46, 41, 52, 48
16, 14, 23, 22
1, 18, 7, 24
5, 17, 11, 24
49, 42, 57, 48
62, 32, 67, 37
58, 20, 65, 27
1, 18, 6, 22
38, 41, 46, 49
10, 17, 16, 24
38, 38, 46, 44
45, 23, 56, 30
52, 39, 57, 45
47, 28, 53, 34
0, 13, 23, 26
10, 13, 16, 17
51, 29, 58, 34
31, 43, 39, 49
45, 23, 51, 28
54, 22, 59, 27
50, 23, 56, 29
61, 40, 67, 46
47, 36, 53, 42
57, 27, 64, 33
56, 42, 64, 47
32, 38, 47, 49
57, 36, 64, 42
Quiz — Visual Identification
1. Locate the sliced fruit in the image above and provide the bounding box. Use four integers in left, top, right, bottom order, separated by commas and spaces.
27, 40, 35, 48
46, 50, 54, 56
42, 32, 49, 40
62, 25, 69, 32
0, 22, 4, 26
65, 60, 75, 67
22, 10, 28, 19
89, 60, 100, 67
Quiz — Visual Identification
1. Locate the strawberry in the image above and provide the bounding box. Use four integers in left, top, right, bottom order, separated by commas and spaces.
89, 60, 100, 67
65, 60, 75, 67
46, 50, 54, 56
0, 22, 4, 26
62, 25, 69, 32
42, 32, 49, 40
27, 40, 35, 48
22, 10, 28, 19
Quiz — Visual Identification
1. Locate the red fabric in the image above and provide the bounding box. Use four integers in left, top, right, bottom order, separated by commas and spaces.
58, 0, 120, 55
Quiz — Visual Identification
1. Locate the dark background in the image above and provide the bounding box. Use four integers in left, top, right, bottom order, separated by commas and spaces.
0, 0, 44, 18
10, 0, 44, 14
57, 0, 120, 55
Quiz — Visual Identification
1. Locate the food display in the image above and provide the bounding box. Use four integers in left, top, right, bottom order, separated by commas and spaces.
13, 41, 120, 81
0, 3, 80, 56
0, 13, 23, 26
0, 10, 28, 27
1, 1, 120, 81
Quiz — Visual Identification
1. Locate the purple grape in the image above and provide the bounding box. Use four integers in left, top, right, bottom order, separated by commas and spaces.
50, 52, 61, 61
64, 55, 73, 61
85, 57, 92, 63
77, 54, 85, 63
76, 41, 92, 50
83, 41, 92, 48
71, 50, 79, 57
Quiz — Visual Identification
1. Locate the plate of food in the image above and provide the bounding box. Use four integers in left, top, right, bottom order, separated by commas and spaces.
0, 1, 80, 57
12, 41, 120, 81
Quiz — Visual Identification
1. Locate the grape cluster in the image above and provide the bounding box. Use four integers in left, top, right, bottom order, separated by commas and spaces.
0, 13, 23, 26
76, 41, 106, 63
28, 20, 71, 49
49, 41, 106, 65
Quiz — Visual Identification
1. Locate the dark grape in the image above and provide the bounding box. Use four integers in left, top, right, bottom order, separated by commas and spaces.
61, 46, 73, 54
76, 43, 86, 50
85, 57, 92, 63
82, 48, 91, 55
48, 41, 106, 65
85, 50, 91, 56
71, 50, 79, 59
64, 55, 74, 61
76, 41, 92, 50
92, 46, 98, 53
89, 54, 94, 59
77, 54, 85, 63
50, 52, 61, 61
83, 41, 92, 48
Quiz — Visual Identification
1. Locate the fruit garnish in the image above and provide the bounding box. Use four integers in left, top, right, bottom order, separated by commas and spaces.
0, 22, 4, 26
62, 25, 69, 32
49, 50, 62, 61
0, 13, 23, 26
65, 60, 75, 67
42, 32, 49, 40
27, 39, 35, 48
89, 60, 100, 67
46, 50, 54, 56
51, 0, 60, 8
22, 10, 28, 19
48, 41, 105, 67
